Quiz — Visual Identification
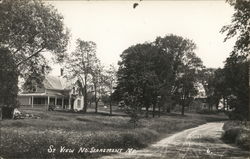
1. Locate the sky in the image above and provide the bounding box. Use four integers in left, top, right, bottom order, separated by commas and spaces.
46, 0, 236, 76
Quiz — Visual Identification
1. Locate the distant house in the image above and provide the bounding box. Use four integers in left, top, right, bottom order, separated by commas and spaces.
18, 75, 84, 111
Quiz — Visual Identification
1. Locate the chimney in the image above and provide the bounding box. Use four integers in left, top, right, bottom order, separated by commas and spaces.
60, 68, 64, 76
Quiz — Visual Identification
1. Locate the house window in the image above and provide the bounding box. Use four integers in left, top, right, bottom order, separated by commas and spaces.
34, 97, 46, 105
32, 85, 37, 92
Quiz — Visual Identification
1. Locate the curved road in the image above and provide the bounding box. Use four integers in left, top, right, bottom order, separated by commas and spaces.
101, 122, 250, 159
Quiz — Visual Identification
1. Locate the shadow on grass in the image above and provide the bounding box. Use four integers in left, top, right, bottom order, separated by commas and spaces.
54, 109, 128, 117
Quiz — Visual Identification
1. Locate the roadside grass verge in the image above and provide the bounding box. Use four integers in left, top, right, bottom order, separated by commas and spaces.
222, 121, 250, 151
0, 109, 227, 159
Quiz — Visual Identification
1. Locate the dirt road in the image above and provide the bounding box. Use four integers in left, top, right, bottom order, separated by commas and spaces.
101, 122, 250, 159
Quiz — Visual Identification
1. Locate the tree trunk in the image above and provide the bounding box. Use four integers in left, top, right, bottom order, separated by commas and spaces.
0, 108, 2, 120
83, 86, 88, 113
145, 105, 149, 118
249, 60, 250, 121
109, 96, 112, 115
94, 84, 98, 113
152, 104, 155, 118
216, 100, 219, 110
181, 100, 185, 116
166, 105, 171, 113
89, 100, 92, 108
158, 103, 161, 117
95, 101, 98, 113
181, 104, 185, 115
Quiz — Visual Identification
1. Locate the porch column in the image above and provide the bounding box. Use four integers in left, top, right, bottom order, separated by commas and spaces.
62, 97, 64, 109
29, 97, 31, 105
69, 95, 71, 110
47, 96, 50, 110
31, 96, 34, 108
55, 97, 57, 106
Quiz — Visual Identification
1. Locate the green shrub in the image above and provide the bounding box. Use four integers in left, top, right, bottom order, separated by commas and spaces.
222, 121, 250, 150
235, 129, 250, 150
222, 128, 241, 143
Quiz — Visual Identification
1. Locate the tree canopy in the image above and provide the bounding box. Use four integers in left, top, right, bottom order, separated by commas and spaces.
0, 0, 69, 115
219, 0, 250, 120
221, 0, 250, 57
0, 0, 69, 80
116, 34, 203, 116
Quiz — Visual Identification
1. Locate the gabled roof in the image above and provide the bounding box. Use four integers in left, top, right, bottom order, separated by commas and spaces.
44, 75, 72, 90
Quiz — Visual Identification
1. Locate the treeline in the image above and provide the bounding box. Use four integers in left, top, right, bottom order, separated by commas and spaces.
113, 0, 250, 122
113, 34, 249, 122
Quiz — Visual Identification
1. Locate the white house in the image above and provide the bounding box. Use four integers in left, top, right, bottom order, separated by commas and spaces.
18, 74, 84, 111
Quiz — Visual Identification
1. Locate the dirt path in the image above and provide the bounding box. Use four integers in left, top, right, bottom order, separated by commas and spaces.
101, 122, 250, 159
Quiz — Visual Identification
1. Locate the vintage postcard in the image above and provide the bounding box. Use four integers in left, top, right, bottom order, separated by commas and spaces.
0, 0, 249, 158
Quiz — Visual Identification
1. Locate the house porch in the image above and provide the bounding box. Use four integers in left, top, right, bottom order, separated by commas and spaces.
18, 94, 72, 110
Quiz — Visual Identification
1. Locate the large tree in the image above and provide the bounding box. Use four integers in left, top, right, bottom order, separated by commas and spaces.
116, 43, 161, 118
104, 65, 117, 115
116, 35, 203, 116
91, 59, 105, 113
65, 39, 97, 113
221, 0, 250, 120
154, 35, 203, 115
0, 0, 69, 83
0, 0, 69, 117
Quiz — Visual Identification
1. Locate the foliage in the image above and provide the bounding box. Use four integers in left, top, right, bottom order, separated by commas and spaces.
220, 0, 249, 120
222, 121, 250, 150
22, 58, 51, 92
90, 59, 102, 112
207, 56, 249, 120
154, 35, 203, 115
116, 34, 203, 117
198, 68, 221, 110
0, 0, 70, 63
103, 65, 117, 115
116, 43, 161, 118
123, 93, 142, 128
223, 54, 249, 120
0, 0, 69, 87
220, 0, 250, 57
173, 68, 199, 115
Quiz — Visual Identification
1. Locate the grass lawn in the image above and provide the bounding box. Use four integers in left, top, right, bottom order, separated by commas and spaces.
0, 107, 227, 159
